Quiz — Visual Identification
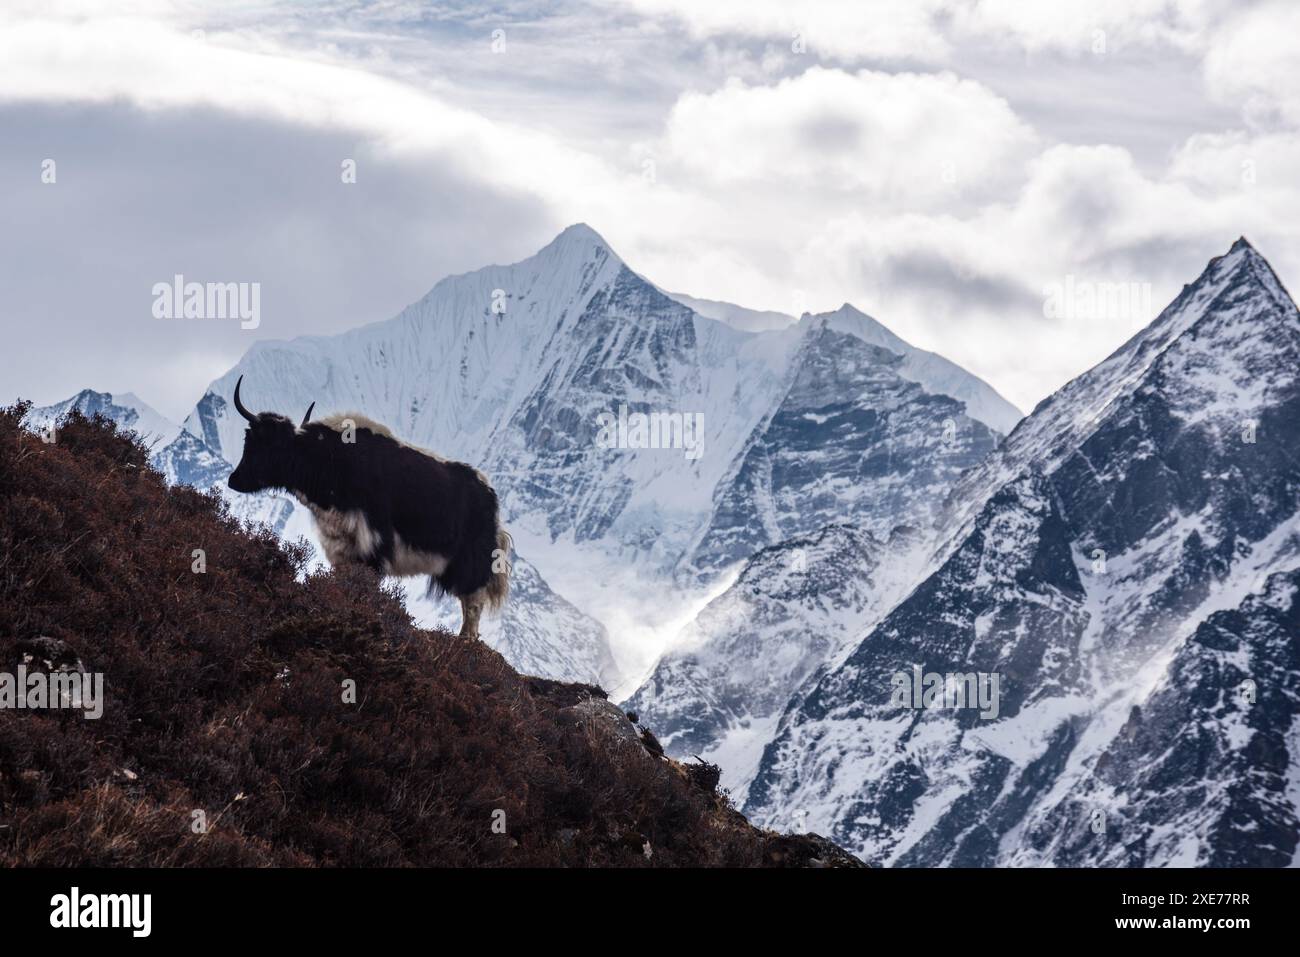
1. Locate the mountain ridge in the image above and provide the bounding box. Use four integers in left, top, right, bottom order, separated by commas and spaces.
742, 237, 1300, 866
153, 224, 1019, 684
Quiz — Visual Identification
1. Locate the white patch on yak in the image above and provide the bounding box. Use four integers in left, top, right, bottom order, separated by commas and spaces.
305, 504, 381, 566
390, 533, 450, 577
295, 496, 451, 578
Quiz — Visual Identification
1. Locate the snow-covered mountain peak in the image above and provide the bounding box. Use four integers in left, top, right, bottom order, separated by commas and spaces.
802, 303, 907, 364
816, 301, 887, 325
944, 237, 1299, 542
744, 237, 1300, 866
544, 222, 617, 257
27, 388, 233, 490
28, 389, 182, 451
1220, 235, 1296, 316
453, 221, 625, 309
1115, 235, 1293, 373
1193, 233, 1291, 309
796, 302, 1022, 435
1229, 235, 1257, 255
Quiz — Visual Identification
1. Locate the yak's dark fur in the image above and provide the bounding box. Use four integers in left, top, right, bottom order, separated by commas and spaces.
228, 404, 509, 613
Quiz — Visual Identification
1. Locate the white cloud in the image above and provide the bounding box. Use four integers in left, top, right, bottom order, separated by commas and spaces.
613, 0, 1228, 64
0, 0, 716, 242
774, 137, 1300, 410
1203, 0, 1300, 127
2, 0, 1299, 419
613, 0, 954, 64
0, 10, 565, 194
661, 67, 1037, 207
952, 0, 1218, 55
1171, 130, 1300, 203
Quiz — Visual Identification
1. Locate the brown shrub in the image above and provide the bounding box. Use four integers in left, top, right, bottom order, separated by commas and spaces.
0, 403, 859, 867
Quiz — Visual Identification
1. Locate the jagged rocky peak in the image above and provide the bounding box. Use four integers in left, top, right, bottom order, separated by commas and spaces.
943, 235, 1299, 537
743, 238, 1300, 867
805, 302, 908, 349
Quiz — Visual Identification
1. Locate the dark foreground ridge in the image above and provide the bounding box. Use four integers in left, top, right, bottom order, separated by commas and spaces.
0, 404, 860, 867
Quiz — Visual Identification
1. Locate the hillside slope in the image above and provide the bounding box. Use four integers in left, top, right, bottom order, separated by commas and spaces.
0, 405, 857, 867
23, 393, 621, 691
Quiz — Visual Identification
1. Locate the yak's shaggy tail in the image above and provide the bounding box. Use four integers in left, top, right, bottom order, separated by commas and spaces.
484, 527, 512, 612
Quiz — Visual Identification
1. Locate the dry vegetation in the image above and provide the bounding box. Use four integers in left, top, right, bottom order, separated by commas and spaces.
0, 404, 859, 867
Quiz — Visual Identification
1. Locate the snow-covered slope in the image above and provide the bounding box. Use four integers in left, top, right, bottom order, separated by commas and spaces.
400, 552, 620, 689
663, 291, 797, 334
681, 321, 1002, 579
664, 294, 1023, 435
625, 523, 928, 804
815, 304, 1022, 436
1009, 566, 1300, 867
743, 238, 1300, 867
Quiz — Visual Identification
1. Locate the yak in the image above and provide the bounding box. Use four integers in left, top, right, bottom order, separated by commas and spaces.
225, 376, 510, 639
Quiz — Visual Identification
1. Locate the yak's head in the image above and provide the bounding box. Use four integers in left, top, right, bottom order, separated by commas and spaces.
226, 376, 315, 494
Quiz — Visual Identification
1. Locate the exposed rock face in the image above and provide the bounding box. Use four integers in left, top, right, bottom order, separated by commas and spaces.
626, 523, 924, 802
683, 323, 1000, 580
744, 239, 1300, 867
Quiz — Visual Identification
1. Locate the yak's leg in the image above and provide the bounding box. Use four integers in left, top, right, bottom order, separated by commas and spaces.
458, 592, 485, 640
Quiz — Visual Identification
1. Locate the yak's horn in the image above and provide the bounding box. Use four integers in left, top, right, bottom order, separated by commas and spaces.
232, 375, 256, 422
301, 402, 315, 427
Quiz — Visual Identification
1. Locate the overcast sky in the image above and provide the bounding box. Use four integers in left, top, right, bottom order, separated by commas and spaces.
2, 0, 1298, 420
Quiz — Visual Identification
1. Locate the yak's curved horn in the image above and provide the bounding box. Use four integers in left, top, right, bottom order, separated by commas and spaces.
301, 402, 315, 427
232, 375, 256, 422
